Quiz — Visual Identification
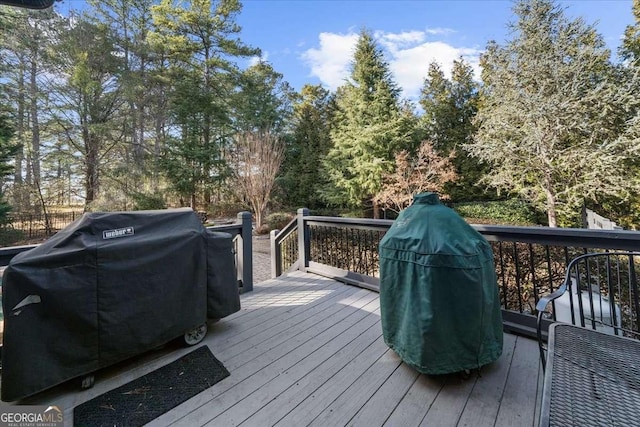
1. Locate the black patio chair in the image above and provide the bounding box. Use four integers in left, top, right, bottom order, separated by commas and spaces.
535, 251, 640, 369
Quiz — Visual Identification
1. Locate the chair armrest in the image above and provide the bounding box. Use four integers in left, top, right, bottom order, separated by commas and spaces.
536, 282, 568, 369
535, 283, 568, 314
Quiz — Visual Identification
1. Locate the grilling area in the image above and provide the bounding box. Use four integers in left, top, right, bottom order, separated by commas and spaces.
1, 208, 639, 426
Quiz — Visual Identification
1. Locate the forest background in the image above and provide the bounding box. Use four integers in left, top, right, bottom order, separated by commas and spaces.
1, 0, 640, 246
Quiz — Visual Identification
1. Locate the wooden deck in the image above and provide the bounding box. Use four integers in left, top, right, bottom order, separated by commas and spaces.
29, 271, 543, 426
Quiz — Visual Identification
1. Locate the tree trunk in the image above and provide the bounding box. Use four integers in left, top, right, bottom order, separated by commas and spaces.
84, 134, 100, 207
547, 207, 557, 228
204, 189, 211, 206
29, 56, 40, 179
544, 177, 558, 227
153, 115, 163, 191
372, 198, 380, 219
255, 206, 263, 229
30, 55, 41, 215
14, 63, 25, 208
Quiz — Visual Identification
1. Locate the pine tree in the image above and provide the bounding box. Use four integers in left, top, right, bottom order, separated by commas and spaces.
151, 0, 258, 210
0, 110, 18, 223
322, 30, 416, 217
419, 59, 489, 202
621, 0, 640, 63
233, 61, 293, 134
608, 0, 640, 228
229, 61, 293, 225
0, 6, 60, 211
51, 18, 125, 208
278, 85, 334, 209
88, 0, 157, 172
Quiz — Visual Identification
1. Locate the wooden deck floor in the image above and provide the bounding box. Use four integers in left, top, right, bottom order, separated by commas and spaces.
29, 271, 543, 426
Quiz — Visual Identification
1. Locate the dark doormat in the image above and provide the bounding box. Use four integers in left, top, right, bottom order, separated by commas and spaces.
73, 345, 229, 427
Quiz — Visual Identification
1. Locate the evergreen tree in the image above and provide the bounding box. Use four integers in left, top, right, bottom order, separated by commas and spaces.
280, 84, 334, 209
0, 110, 18, 223
229, 61, 293, 223
609, 0, 640, 228
0, 6, 60, 211
51, 18, 125, 209
233, 61, 294, 134
322, 30, 416, 217
419, 59, 489, 201
151, 0, 258, 210
466, 0, 636, 227
88, 0, 157, 173
621, 0, 640, 64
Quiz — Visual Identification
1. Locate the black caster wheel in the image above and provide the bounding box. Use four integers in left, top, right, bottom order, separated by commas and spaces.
184, 323, 207, 346
81, 375, 95, 389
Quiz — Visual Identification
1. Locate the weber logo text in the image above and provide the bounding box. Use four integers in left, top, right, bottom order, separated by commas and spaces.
102, 227, 134, 240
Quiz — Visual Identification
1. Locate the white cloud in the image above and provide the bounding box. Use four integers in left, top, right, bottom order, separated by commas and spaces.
388, 41, 482, 99
425, 27, 456, 36
302, 30, 481, 100
249, 51, 269, 67
376, 30, 426, 49
301, 32, 359, 90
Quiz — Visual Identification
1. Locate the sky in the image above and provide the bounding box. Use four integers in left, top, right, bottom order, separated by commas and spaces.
59, 0, 635, 101
235, 0, 634, 100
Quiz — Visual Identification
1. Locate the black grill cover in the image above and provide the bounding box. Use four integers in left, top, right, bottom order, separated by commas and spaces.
206, 231, 240, 319
1, 208, 238, 401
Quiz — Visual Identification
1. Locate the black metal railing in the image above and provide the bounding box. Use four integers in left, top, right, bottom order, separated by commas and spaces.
308, 218, 391, 279
1, 211, 84, 243
270, 216, 298, 277
271, 210, 640, 336
536, 252, 640, 338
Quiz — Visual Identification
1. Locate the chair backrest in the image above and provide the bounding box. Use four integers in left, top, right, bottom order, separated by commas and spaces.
550, 252, 640, 339
536, 252, 640, 369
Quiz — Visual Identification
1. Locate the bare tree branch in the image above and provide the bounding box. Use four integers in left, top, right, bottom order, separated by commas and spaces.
228, 130, 284, 228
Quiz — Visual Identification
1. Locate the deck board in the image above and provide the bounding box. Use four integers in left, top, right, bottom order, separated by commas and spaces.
494, 335, 542, 427
457, 333, 517, 427
162, 291, 380, 426
207, 309, 383, 426
348, 359, 420, 427
306, 347, 402, 426
273, 335, 391, 426
25, 272, 540, 427
419, 371, 477, 427
383, 374, 445, 426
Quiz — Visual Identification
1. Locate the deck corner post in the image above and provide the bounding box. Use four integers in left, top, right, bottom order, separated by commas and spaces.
237, 211, 253, 293
297, 208, 310, 272
270, 229, 281, 278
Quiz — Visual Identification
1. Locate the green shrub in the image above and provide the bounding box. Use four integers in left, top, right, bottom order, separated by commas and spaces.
266, 212, 294, 230
309, 208, 340, 217
209, 201, 246, 219
452, 199, 542, 226
0, 227, 25, 247
340, 209, 365, 218
131, 193, 166, 211
255, 224, 271, 235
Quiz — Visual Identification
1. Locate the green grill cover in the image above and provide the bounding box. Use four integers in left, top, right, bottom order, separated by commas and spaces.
379, 193, 503, 374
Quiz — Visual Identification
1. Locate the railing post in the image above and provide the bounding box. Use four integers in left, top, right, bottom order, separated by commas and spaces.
270, 229, 281, 278
297, 208, 310, 272
236, 211, 253, 293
